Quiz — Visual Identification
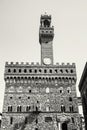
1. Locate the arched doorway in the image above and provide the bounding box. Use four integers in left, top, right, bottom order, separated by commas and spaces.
62, 122, 68, 130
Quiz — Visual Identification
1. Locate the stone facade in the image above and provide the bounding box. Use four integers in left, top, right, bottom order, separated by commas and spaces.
79, 62, 87, 130
1, 14, 81, 130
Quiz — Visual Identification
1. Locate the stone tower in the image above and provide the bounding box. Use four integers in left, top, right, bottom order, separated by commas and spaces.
39, 14, 54, 65
1, 14, 81, 130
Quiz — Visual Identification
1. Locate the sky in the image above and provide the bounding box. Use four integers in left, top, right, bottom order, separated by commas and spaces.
0, 0, 87, 114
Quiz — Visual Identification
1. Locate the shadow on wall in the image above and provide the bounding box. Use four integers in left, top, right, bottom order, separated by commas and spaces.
13, 111, 40, 130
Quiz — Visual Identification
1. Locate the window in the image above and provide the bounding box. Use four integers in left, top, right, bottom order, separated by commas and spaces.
49, 69, 52, 73
72, 117, 74, 123
36, 118, 38, 124
67, 90, 70, 93
61, 105, 65, 112
55, 69, 57, 73
59, 87, 63, 94
29, 69, 32, 73
8, 106, 12, 112
29, 90, 31, 93
67, 87, 71, 94
26, 106, 31, 112
13, 69, 16, 73
17, 106, 22, 112
34, 69, 37, 73
44, 69, 47, 73
37, 101, 39, 103
39, 69, 42, 72
8, 69, 11, 73
69, 106, 74, 112
10, 117, 13, 124
46, 87, 49, 93
60, 69, 63, 73
35, 128, 38, 130
69, 97, 72, 101
36, 106, 38, 111
19, 69, 21, 73
71, 69, 73, 73
60, 90, 62, 93
24, 69, 27, 73
25, 117, 28, 124
45, 117, 52, 122
66, 69, 68, 73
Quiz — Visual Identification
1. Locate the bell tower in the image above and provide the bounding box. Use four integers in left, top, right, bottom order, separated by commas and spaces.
39, 14, 54, 65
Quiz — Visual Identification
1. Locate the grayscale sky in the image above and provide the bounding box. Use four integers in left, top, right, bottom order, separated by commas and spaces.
0, 0, 87, 114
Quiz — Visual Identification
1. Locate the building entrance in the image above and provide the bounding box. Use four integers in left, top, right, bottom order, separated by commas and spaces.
62, 122, 68, 130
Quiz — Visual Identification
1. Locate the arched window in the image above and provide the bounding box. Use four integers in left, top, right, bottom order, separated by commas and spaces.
13, 69, 16, 73
46, 87, 49, 93
8, 106, 12, 112
70, 69, 73, 73
60, 69, 63, 73
29, 69, 32, 73
66, 69, 68, 73
69, 106, 74, 112
61, 105, 65, 112
8, 69, 11, 73
24, 69, 27, 73
25, 117, 28, 124
34, 69, 37, 73
55, 69, 57, 73
49, 69, 52, 73
39, 69, 42, 72
44, 69, 47, 73
26, 106, 31, 112
17, 106, 22, 112
19, 69, 21, 73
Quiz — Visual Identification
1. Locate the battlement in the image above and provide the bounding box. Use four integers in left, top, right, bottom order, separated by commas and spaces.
41, 14, 51, 20
5, 62, 76, 67
5, 62, 40, 66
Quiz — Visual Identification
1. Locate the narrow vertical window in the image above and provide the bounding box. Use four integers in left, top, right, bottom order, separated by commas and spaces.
61, 105, 65, 112
26, 106, 31, 112
10, 117, 13, 124
72, 117, 74, 123
36, 118, 38, 124
69, 106, 74, 112
25, 117, 28, 124
17, 106, 22, 112
8, 106, 12, 112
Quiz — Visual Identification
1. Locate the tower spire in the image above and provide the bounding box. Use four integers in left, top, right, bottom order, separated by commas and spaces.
39, 14, 54, 65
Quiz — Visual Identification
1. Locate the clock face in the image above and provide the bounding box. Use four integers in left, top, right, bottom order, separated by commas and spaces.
43, 58, 51, 65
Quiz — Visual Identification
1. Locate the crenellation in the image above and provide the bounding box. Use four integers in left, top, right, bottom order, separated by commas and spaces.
61, 62, 65, 66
